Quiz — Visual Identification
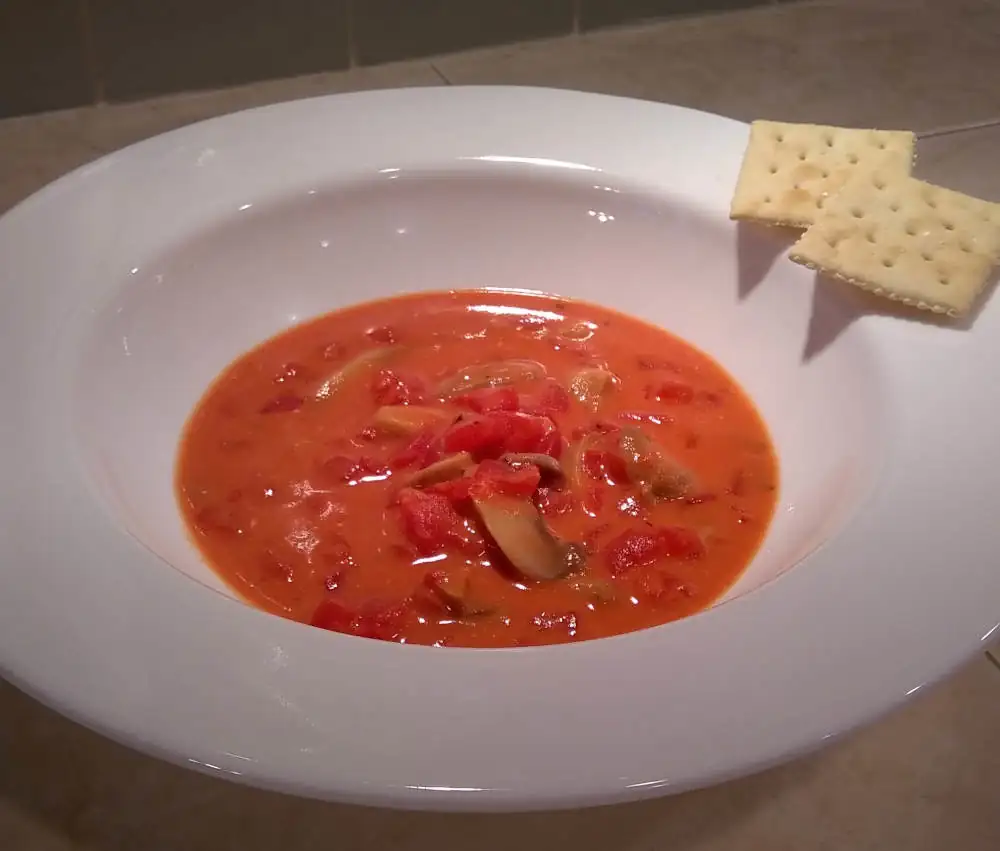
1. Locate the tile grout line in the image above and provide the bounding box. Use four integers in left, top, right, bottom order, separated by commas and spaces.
345, 0, 358, 69
987, 651, 1000, 674
429, 63, 452, 86
917, 117, 1000, 139
77, 0, 105, 105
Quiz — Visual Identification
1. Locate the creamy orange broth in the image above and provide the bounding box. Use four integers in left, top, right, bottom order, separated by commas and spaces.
176, 290, 778, 647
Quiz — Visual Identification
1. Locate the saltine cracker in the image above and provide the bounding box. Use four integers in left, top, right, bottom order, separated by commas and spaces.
730, 120, 915, 228
789, 174, 1000, 316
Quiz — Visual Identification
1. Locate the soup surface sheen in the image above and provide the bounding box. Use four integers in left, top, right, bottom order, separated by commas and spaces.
177, 290, 778, 647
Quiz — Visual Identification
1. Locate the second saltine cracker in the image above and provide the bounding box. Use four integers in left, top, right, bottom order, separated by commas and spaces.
790, 174, 1000, 316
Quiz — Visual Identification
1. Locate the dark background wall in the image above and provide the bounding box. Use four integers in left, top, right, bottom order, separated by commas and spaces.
0, 0, 791, 118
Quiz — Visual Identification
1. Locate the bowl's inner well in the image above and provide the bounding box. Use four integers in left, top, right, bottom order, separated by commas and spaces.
74, 170, 888, 608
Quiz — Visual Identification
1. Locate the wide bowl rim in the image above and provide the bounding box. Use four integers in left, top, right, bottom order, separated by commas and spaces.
1, 85, 998, 812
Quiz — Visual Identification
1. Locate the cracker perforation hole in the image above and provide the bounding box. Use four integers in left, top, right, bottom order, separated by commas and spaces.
921, 250, 933, 261
850, 207, 864, 219
865, 230, 877, 243
905, 223, 917, 236
824, 135, 834, 147
943, 220, 955, 231
889, 202, 900, 212
798, 151, 806, 161
873, 178, 886, 190
847, 153, 859, 165
882, 258, 895, 268
769, 165, 778, 174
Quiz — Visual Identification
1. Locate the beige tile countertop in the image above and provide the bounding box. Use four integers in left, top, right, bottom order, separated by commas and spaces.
1, 0, 999, 848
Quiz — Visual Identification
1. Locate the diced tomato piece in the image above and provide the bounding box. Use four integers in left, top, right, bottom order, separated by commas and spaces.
440, 411, 560, 460
441, 415, 506, 457
646, 380, 695, 405
468, 459, 541, 500
259, 394, 304, 414
453, 386, 519, 414
397, 488, 468, 554
367, 325, 397, 344
427, 475, 477, 505
656, 526, 705, 559
536, 487, 575, 517
606, 530, 663, 576
371, 368, 427, 406
392, 429, 442, 469
498, 412, 560, 456
521, 379, 571, 417
605, 526, 704, 576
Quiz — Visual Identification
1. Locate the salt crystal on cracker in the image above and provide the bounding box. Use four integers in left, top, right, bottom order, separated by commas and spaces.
789, 174, 1000, 316
730, 120, 915, 228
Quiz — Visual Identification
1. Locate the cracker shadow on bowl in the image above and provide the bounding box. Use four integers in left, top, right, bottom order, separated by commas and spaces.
802, 266, 998, 362
736, 221, 799, 300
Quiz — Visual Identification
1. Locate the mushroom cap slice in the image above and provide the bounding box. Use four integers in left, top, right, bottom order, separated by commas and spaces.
437, 359, 547, 396
618, 426, 696, 501
471, 493, 584, 581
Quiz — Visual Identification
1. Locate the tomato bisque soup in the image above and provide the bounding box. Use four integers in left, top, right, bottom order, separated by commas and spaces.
176, 290, 778, 647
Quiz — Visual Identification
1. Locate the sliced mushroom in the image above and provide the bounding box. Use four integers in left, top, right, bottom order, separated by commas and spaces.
372, 405, 452, 436
315, 347, 395, 400
424, 568, 496, 617
569, 366, 617, 413
406, 452, 475, 488
563, 432, 602, 493
618, 426, 696, 502
437, 359, 547, 396
501, 452, 564, 484
471, 493, 585, 581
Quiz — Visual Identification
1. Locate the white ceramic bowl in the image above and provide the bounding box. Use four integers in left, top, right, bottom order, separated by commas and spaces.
0, 87, 998, 812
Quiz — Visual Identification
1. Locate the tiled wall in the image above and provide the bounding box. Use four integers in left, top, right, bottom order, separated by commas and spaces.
0, 0, 785, 118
